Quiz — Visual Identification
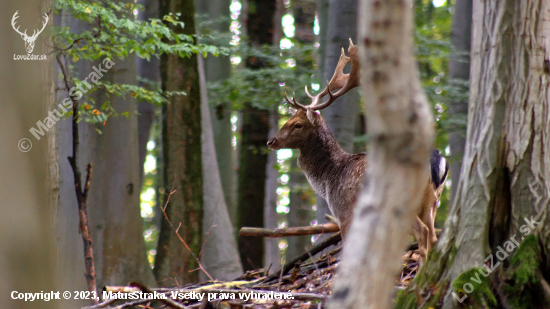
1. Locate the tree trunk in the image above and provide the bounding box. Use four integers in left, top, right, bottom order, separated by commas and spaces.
397, 1, 550, 308
137, 0, 159, 192
88, 55, 155, 288
286, 0, 316, 259
329, 0, 434, 308
1, 2, 69, 307
196, 0, 238, 225
154, 0, 204, 284
315, 0, 359, 227
264, 106, 281, 269
55, 1, 155, 292
448, 0, 472, 203
236, 0, 277, 271
286, 158, 314, 259
197, 56, 244, 281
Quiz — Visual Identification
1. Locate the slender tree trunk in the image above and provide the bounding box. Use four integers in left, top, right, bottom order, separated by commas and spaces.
263, 0, 284, 269
448, 0, 472, 203
286, 0, 316, 259
236, 0, 277, 271
315, 0, 359, 227
329, 0, 434, 307
196, 0, 238, 225
137, 0, 159, 192
398, 1, 550, 308
197, 56, 244, 281
286, 158, 314, 259
55, 12, 99, 300
154, 0, 204, 285
264, 105, 281, 269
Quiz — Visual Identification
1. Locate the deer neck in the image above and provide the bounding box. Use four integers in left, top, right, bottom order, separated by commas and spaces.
297, 122, 348, 180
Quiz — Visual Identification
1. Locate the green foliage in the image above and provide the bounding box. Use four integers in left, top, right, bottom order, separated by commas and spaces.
52, 0, 226, 124
208, 44, 318, 111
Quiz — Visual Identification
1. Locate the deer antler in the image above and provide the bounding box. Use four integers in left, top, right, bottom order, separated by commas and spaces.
11, 11, 27, 37
284, 38, 360, 111
30, 13, 49, 39
11, 11, 49, 39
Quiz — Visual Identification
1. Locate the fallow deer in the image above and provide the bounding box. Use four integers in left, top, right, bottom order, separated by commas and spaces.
266, 39, 448, 263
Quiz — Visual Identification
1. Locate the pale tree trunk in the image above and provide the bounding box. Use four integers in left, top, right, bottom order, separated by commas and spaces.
55, 11, 95, 300
448, 0, 472, 202
137, 0, 159, 191
196, 0, 238, 225
154, 0, 204, 284
329, 0, 434, 308
264, 105, 281, 269
0, 1, 69, 308
88, 54, 155, 289
264, 0, 284, 268
198, 55, 244, 281
398, 1, 550, 308
316, 0, 359, 227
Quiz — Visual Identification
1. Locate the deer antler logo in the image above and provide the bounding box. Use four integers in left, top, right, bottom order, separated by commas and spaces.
12, 11, 49, 54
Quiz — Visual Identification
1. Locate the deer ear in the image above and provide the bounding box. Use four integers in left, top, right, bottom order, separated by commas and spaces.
289, 107, 297, 116
306, 109, 318, 125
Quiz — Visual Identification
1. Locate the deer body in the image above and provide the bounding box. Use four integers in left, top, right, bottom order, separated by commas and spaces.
267, 40, 448, 263
272, 110, 366, 236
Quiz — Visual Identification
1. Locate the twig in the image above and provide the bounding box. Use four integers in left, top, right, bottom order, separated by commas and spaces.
239, 223, 339, 237
161, 190, 214, 281
260, 233, 341, 283
56, 53, 98, 304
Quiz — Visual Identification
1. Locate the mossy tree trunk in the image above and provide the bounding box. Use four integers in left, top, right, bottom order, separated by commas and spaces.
397, 1, 550, 308
154, 0, 204, 284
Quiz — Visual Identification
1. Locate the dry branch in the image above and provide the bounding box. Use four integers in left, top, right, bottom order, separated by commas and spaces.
56, 53, 98, 304
239, 223, 339, 237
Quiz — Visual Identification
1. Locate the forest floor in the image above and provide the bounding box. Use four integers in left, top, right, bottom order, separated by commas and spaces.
86, 233, 421, 309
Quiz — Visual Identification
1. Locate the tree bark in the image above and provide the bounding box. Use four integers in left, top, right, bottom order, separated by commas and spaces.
329, 0, 434, 308
0, 2, 69, 307
87, 49, 155, 289
196, 0, 238, 226
398, 0, 550, 308
315, 0, 359, 227
448, 0, 472, 203
264, 106, 281, 268
236, 0, 277, 271
154, 0, 204, 284
197, 55, 244, 281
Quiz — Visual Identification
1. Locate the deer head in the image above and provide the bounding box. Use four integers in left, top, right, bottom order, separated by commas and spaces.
267, 39, 360, 150
12, 11, 49, 54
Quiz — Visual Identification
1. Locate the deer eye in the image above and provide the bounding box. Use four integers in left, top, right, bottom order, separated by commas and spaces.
295, 124, 303, 129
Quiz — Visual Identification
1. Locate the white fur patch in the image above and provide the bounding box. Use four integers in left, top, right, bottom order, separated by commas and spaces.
439, 157, 447, 181
289, 107, 297, 116
306, 109, 317, 125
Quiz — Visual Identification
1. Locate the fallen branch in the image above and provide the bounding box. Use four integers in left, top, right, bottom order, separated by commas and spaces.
239, 223, 339, 237
261, 232, 342, 283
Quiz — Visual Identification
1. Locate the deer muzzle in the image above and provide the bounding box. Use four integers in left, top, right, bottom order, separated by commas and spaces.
266, 138, 280, 150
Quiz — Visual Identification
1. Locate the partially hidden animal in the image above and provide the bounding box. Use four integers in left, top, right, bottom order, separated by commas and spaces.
266, 39, 449, 263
